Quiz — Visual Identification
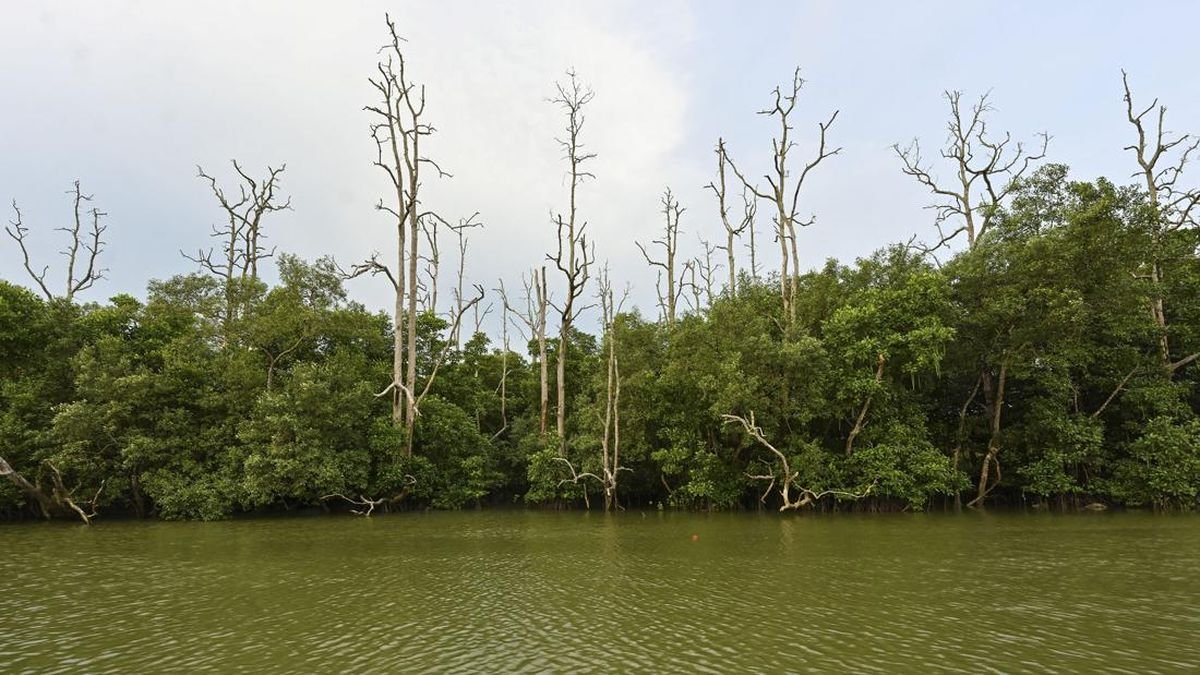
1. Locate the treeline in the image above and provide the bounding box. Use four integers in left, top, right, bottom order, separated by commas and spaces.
3, 19, 1199, 521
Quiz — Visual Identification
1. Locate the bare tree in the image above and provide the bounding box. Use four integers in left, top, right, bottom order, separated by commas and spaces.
504, 267, 551, 435
448, 213, 483, 346
595, 267, 630, 511
1121, 70, 1200, 374
723, 413, 872, 511
547, 70, 597, 454
894, 90, 1048, 254
693, 237, 721, 310
728, 68, 840, 324
6, 181, 107, 302
894, 89, 1047, 506
349, 14, 450, 452
0, 456, 103, 524
637, 188, 686, 323
184, 161, 290, 333
705, 138, 755, 294
419, 215, 441, 313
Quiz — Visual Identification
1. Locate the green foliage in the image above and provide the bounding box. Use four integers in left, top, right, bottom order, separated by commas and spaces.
5, 165, 1200, 518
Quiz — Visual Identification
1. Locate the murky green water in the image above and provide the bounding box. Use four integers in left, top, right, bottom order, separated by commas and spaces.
2, 511, 1198, 673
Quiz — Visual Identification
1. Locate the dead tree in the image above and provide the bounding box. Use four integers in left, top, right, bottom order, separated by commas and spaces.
351, 14, 450, 451
184, 161, 290, 333
6, 181, 107, 302
728, 68, 840, 325
744, 188, 760, 281
491, 289, 512, 441
894, 90, 1048, 254
723, 413, 872, 511
705, 139, 756, 294
845, 353, 886, 457
1121, 71, 1200, 374
548, 70, 597, 454
419, 215, 441, 314
894, 90, 1046, 505
448, 213, 483, 347
0, 455, 55, 519
693, 237, 721, 310
637, 188, 685, 323
504, 267, 551, 435
0, 456, 102, 524
595, 267, 630, 511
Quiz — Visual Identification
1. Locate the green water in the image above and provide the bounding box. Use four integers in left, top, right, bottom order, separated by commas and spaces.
2, 511, 1198, 673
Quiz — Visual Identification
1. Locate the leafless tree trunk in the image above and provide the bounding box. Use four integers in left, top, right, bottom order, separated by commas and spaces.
448, 213, 483, 347
1121, 71, 1200, 374
705, 138, 756, 295
548, 71, 597, 455
184, 162, 290, 333
6, 182, 108, 302
894, 90, 1048, 254
745, 187, 760, 281
727, 68, 840, 325
845, 353, 886, 458
0, 455, 55, 519
969, 360, 1008, 508
505, 268, 552, 435
596, 267, 629, 511
420, 215, 441, 314
637, 188, 685, 323
491, 293, 511, 441
352, 14, 450, 452
694, 237, 720, 310
0, 456, 103, 524
723, 413, 873, 511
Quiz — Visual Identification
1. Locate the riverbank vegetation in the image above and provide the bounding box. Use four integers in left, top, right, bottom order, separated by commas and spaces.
4, 18, 1199, 521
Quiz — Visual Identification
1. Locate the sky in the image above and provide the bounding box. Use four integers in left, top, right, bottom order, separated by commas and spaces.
2, 1, 1199, 334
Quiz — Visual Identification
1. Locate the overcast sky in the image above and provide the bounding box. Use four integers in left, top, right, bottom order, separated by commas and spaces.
3, 1, 1198, 332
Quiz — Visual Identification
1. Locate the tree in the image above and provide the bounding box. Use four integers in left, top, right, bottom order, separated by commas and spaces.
894, 90, 1049, 254
6, 181, 107, 302
637, 188, 686, 323
705, 139, 757, 294
547, 70, 597, 454
1121, 70, 1200, 374
728, 68, 840, 325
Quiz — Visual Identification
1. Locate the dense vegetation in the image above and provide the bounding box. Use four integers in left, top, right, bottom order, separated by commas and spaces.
3, 23, 1199, 521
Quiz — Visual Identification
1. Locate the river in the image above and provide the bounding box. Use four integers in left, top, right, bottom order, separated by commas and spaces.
2, 511, 1198, 673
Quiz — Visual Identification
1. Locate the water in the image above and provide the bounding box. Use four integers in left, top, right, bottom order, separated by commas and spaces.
2, 511, 1198, 673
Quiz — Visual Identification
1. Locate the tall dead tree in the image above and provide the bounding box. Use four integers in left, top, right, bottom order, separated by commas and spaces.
894, 90, 1048, 254
184, 161, 290, 332
728, 68, 840, 325
894, 89, 1047, 506
1121, 71, 1200, 374
548, 70, 597, 454
350, 14, 449, 452
596, 267, 629, 511
637, 188, 685, 323
6, 181, 107, 302
705, 139, 755, 294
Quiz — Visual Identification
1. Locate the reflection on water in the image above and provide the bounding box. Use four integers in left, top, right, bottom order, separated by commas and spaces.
2, 511, 1198, 673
